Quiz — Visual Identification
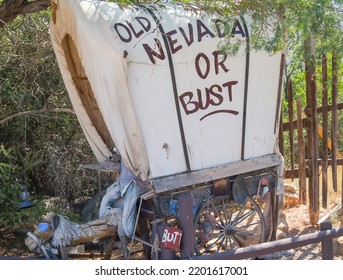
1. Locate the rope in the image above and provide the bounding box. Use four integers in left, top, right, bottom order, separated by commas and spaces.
103, 208, 124, 236
50, 209, 123, 248
51, 215, 83, 248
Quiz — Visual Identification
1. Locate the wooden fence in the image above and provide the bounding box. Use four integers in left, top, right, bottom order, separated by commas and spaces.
279, 51, 342, 224
189, 222, 343, 260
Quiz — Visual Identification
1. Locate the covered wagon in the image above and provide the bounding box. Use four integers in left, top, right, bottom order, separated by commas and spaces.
48, 0, 285, 259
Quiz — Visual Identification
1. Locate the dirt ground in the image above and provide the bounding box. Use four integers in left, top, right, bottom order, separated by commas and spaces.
263, 203, 343, 260
0, 178, 342, 260
1, 207, 342, 260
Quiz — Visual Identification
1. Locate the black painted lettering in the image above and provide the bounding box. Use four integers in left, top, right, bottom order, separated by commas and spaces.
135, 17, 151, 32
166, 30, 183, 54
197, 19, 215, 41
143, 38, 166, 64
213, 19, 226, 38
208, 84, 224, 105
195, 53, 210, 79
114, 23, 132, 43
231, 19, 246, 37
179, 23, 194, 46
222, 81, 238, 101
179, 92, 199, 115
213, 50, 229, 75
196, 88, 211, 110
125, 20, 144, 38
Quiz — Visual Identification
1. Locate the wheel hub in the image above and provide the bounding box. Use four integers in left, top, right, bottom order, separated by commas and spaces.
224, 224, 236, 237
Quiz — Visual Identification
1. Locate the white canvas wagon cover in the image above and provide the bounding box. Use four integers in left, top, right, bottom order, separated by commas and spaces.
50, 0, 283, 191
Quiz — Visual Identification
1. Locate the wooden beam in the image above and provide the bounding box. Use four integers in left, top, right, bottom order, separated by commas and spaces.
284, 158, 343, 179
151, 154, 281, 194
282, 103, 343, 131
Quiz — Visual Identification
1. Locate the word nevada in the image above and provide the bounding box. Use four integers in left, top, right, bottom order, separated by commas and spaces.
113, 16, 246, 64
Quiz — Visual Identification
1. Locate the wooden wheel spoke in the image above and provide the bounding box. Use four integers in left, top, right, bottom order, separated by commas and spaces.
228, 202, 235, 224
210, 200, 225, 227
216, 235, 226, 253
232, 208, 255, 226
202, 233, 225, 253
235, 221, 260, 229
195, 196, 265, 255
214, 220, 225, 230
234, 229, 257, 237
222, 199, 229, 222
232, 200, 247, 225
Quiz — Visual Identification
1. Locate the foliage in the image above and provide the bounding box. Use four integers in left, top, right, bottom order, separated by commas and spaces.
0, 11, 103, 224
0, 145, 40, 230
0, 0, 342, 220
0, 145, 21, 222
0, 144, 84, 231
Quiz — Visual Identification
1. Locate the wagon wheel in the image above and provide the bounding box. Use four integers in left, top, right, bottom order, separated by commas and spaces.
194, 196, 266, 255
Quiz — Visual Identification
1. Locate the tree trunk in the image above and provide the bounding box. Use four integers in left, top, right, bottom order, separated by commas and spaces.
0, 0, 50, 28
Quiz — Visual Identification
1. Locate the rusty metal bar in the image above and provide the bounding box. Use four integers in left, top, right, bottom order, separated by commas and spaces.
188, 223, 343, 260
178, 192, 195, 259
157, 224, 176, 260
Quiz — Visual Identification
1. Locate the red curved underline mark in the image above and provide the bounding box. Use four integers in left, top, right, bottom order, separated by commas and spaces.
200, 110, 239, 121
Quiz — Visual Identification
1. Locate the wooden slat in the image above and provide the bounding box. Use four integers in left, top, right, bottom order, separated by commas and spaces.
282, 103, 343, 131
151, 154, 281, 194
278, 110, 284, 156
287, 79, 295, 180
304, 35, 319, 224
321, 54, 328, 208
297, 99, 306, 204
332, 50, 339, 193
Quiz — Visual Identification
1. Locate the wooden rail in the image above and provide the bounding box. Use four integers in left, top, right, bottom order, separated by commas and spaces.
189, 222, 343, 260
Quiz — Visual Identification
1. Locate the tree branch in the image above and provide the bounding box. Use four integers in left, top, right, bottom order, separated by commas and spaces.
0, 0, 51, 28
0, 108, 75, 125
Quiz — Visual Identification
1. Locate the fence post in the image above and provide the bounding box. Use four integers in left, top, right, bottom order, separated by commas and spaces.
288, 80, 295, 181
321, 54, 328, 208
279, 110, 284, 155
296, 100, 306, 205
331, 50, 339, 193
305, 35, 319, 224
320, 221, 333, 260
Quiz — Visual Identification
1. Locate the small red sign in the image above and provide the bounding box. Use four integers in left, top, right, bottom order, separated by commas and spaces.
161, 227, 183, 251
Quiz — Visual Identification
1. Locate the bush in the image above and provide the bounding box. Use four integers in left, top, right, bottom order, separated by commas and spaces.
0, 145, 25, 230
